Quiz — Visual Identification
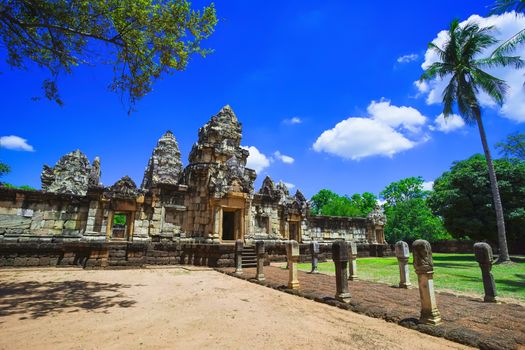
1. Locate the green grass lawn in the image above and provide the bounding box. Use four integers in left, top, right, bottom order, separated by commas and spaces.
297, 254, 525, 301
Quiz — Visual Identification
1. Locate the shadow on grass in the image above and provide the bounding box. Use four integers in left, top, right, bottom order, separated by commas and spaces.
432, 255, 476, 263
0, 280, 136, 319
445, 272, 525, 295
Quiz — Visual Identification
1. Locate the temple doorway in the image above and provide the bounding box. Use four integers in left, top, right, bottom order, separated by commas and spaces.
289, 221, 300, 242
222, 211, 236, 241
111, 212, 131, 240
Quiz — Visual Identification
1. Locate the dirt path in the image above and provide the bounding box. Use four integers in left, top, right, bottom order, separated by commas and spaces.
0, 267, 470, 350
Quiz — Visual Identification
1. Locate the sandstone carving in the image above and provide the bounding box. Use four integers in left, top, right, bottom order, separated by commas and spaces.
2, 105, 387, 251
41, 149, 94, 196
474, 242, 498, 302
332, 240, 351, 303
367, 204, 386, 226
395, 240, 411, 288
104, 176, 141, 200
412, 239, 441, 325
141, 131, 183, 190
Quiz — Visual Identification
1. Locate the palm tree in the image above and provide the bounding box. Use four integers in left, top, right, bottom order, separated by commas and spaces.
420, 19, 524, 263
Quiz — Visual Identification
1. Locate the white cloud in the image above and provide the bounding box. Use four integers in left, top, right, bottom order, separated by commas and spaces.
273, 151, 295, 164
367, 99, 427, 133
430, 113, 466, 133
417, 12, 525, 122
242, 146, 270, 173
313, 99, 430, 160
0, 135, 34, 152
283, 117, 302, 125
397, 53, 419, 63
422, 181, 434, 191
313, 118, 415, 160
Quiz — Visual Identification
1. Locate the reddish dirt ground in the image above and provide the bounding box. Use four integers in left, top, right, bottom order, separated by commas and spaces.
219, 266, 525, 350
0, 267, 471, 350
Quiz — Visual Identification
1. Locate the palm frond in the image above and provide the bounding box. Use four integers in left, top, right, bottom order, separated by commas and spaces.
491, 28, 525, 56
490, 0, 525, 14
471, 68, 509, 105
441, 76, 457, 117
475, 55, 525, 69
420, 62, 453, 81
456, 74, 479, 123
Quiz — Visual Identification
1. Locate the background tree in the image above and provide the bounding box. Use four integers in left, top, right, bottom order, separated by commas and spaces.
420, 19, 524, 262
380, 177, 450, 244
428, 154, 525, 252
0, 162, 10, 178
496, 132, 525, 160
0, 0, 217, 112
310, 189, 377, 217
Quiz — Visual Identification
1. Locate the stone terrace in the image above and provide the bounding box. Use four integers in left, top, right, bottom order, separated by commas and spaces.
218, 266, 525, 350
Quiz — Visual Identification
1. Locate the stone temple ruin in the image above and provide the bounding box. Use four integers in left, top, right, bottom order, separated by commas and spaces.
0, 106, 387, 267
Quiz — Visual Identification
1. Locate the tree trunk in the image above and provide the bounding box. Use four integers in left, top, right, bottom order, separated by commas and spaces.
476, 114, 510, 263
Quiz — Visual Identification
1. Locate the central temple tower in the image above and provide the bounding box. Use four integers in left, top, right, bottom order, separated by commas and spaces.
182, 106, 256, 242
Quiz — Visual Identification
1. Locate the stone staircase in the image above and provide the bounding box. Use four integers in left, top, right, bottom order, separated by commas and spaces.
241, 246, 257, 268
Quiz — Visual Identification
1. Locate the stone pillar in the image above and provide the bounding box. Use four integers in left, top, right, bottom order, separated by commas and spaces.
310, 241, 319, 274
474, 242, 498, 303
235, 239, 243, 275
213, 206, 222, 242
287, 240, 300, 289
395, 241, 411, 289
255, 241, 265, 281
348, 241, 358, 280
412, 240, 441, 325
332, 240, 351, 303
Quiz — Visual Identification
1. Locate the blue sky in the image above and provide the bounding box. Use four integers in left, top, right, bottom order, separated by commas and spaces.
2, 0, 525, 198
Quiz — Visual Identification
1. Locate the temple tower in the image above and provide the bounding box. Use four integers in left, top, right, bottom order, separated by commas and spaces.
182, 106, 256, 243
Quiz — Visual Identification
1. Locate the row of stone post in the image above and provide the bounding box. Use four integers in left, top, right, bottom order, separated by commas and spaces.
240, 238, 496, 328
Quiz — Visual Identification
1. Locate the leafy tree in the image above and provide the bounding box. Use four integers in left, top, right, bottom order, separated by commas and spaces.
380, 177, 450, 244
428, 155, 525, 252
310, 189, 377, 217
310, 189, 339, 215
381, 176, 427, 206
350, 192, 378, 216
320, 195, 362, 217
420, 19, 524, 262
0, 0, 217, 111
113, 213, 127, 225
0, 162, 10, 178
496, 132, 525, 160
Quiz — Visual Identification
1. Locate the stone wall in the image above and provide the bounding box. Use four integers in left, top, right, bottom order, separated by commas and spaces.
0, 241, 235, 268
0, 188, 90, 240
304, 216, 369, 242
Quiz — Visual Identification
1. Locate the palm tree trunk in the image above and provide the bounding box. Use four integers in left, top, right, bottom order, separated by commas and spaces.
476, 113, 510, 263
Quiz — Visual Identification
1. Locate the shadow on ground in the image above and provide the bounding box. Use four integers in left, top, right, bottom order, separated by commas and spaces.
0, 280, 136, 319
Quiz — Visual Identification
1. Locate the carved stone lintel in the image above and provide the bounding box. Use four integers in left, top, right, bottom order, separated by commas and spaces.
104, 176, 141, 200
